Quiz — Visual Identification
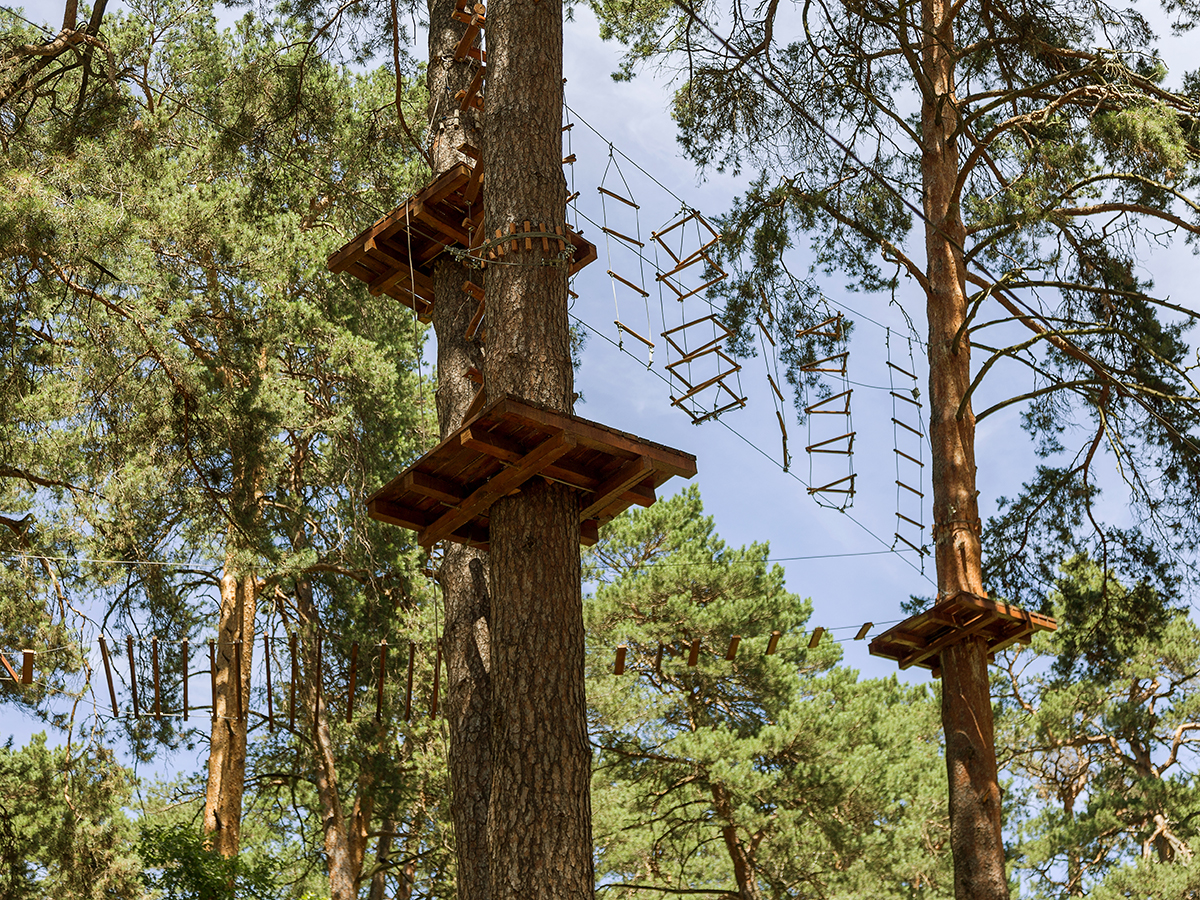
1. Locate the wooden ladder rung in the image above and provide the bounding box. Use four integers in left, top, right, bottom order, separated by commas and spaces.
607, 269, 649, 298
598, 185, 639, 209
601, 226, 644, 248
615, 320, 654, 349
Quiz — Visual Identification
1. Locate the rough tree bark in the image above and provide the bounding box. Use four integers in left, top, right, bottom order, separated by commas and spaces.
481, 1, 594, 898
203, 552, 255, 857
425, 2, 493, 899
921, 0, 1008, 896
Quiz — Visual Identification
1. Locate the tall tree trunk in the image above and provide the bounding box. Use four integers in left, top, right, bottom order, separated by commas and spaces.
203, 548, 255, 857
426, 3, 493, 899
294, 579, 375, 900
920, 0, 1007, 897
481, 2, 594, 899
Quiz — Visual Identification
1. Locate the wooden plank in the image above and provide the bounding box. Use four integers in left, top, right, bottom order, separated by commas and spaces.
580, 456, 653, 520
725, 636, 741, 660
405, 641, 414, 721
264, 634, 273, 731
462, 386, 486, 424
766, 631, 781, 655
152, 637, 161, 720
461, 427, 523, 464
489, 398, 697, 477
376, 640, 387, 723
419, 431, 577, 547
182, 638, 189, 721
607, 269, 649, 297
368, 499, 432, 531
414, 198, 472, 246
899, 614, 996, 670
404, 470, 466, 506
614, 646, 627, 675
346, 642, 358, 723
1, 651, 21, 682
580, 519, 599, 546
127, 636, 140, 718
99, 637, 119, 715
453, 20, 483, 59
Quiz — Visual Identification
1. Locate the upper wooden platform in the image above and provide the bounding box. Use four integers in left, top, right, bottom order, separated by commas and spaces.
327, 163, 597, 321
368, 396, 698, 550
868, 591, 1056, 677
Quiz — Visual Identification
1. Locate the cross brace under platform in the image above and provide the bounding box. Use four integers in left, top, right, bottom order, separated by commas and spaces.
367, 396, 697, 551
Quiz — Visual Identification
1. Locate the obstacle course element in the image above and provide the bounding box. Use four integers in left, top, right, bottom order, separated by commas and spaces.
888, 330, 927, 558
45, 635, 445, 725
326, 162, 597, 321
869, 591, 1056, 677
598, 152, 656, 364
652, 210, 743, 423
365, 395, 697, 550
797, 312, 856, 507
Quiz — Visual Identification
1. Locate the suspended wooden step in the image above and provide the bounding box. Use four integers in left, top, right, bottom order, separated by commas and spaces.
367, 395, 697, 551
327, 164, 598, 322
868, 591, 1056, 678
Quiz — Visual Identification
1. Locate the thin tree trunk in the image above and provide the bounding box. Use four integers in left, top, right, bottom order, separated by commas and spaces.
481, 1, 594, 899
425, 3, 493, 899
203, 551, 255, 857
368, 820, 396, 900
712, 783, 764, 900
294, 579, 374, 900
920, 0, 1008, 894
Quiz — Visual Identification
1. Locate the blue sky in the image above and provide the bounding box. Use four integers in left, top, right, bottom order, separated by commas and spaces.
4, 0, 1199, 767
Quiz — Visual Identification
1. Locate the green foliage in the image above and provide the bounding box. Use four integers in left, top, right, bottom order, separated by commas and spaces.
0, 733, 140, 899
998, 557, 1200, 897
138, 823, 281, 900
585, 488, 954, 899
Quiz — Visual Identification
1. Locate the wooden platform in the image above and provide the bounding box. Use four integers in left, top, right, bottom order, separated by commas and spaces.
368, 396, 697, 550
327, 163, 598, 321
868, 591, 1056, 677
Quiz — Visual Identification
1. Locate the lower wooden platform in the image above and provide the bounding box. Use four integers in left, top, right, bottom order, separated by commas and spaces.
868, 591, 1056, 677
368, 396, 697, 550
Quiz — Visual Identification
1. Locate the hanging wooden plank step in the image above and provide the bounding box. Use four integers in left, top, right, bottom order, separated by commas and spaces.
868, 591, 1056, 678
327, 164, 597, 322
367, 395, 697, 550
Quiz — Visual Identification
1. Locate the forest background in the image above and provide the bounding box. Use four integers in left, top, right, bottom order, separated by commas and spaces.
2, 0, 1200, 896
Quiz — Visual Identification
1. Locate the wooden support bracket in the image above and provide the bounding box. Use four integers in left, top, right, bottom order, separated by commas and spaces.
419, 430, 577, 547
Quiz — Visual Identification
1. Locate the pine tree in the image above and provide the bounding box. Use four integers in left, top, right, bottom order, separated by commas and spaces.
998, 556, 1200, 897
2, 0, 431, 879
585, 0, 1200, 894
586, 487, 955, 900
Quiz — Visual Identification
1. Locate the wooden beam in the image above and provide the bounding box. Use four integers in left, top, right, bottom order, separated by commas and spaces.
368, 499, 432, 532
580, 456, 653, 520
461, 427, 524, 464
419, 431, 577, 547
403, 470, 466, 506
898, 614, 996, 670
